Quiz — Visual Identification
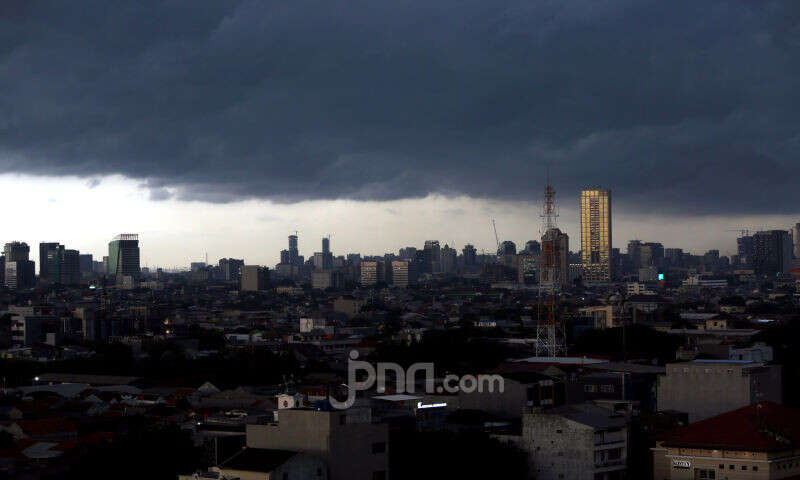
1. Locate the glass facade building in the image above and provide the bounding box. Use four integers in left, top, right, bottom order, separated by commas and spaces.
108, 234, 140, 278
580, 188, 612, 282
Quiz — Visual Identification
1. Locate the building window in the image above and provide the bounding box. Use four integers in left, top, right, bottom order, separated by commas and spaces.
372, 471, 386, 480
729, 465, 734, 470
584, 385, 597, 393
283, 474, 288, 480
753, 466, 758, 471
600, 385, 615, 393
718, 464, 724, 469
317, 468, 322, 477
742, 466, 747, 470
371, 442, 386, 454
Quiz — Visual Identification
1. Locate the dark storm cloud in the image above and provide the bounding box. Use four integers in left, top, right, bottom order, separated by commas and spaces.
1, 0, 799, 214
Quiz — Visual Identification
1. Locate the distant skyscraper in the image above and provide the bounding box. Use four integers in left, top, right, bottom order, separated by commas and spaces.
540, 228, 569, 287
423, 240, 440, 274
241, 265, 270, 291
219, 258, 244, 282
524, 240, 541, 255
4, 242, 35, 289
39, 242, 60, 279
79, 254, 93, 274
391, 260, 417, 287
752, 230, 792, 277
288, 234, 299, 266
580, 188, 612, 283
793, 223, 800, 259
462, 244, 477, 265
108, 234, 140, 279
497, 240, 516, 256
440, 244, 457, 274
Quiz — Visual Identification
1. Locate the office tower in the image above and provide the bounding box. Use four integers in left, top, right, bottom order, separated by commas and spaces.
0, 255, 4, 285
524, 240, 541, 255
440, 244, 457, 274
391, 260, 417, 287
280, 249, 290, 264
108, 234, 140, 279
540, 228, 569, 287
737, 234, 755, 266
794, 223, 800, 259
79, 254, 93, 274
241, 265, 270, 291
398, 247, 417, 261
218, 258, 244, 282
497, 240, 516, 256
360, 261, 383, 286
313, 252, 325, 270
4, 242, 35, 290
288, 234, 299, 266
462, 244, 477, 265
640, 242, 664, 268
423, 240, 440, 274
627, 240, 642, 270
39, 242, 60, 279
321, 237, 333, 270
580, 188, 612, 283
752, 230, 792, 277
60, 249, 81, 284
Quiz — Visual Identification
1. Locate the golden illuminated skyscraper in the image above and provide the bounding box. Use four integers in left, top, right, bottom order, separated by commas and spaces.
580, 188, 612, 282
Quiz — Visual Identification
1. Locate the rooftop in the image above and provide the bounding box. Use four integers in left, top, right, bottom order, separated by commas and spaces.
659, 402, 800, 451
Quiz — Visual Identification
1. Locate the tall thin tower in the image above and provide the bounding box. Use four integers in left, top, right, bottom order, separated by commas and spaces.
536, 183, 567, 357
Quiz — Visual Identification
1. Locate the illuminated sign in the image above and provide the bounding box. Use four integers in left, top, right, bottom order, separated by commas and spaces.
672, 460, 691, 469
658, 273, 665, 281
416, 402, 447, 409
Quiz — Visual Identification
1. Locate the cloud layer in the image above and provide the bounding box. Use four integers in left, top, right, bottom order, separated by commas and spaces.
1, 0, 799, 214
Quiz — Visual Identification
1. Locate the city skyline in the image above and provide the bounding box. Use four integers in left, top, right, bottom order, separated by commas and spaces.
3, 173, 799, 269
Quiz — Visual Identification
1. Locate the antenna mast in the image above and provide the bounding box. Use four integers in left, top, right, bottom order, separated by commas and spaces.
536, 180, 567, 357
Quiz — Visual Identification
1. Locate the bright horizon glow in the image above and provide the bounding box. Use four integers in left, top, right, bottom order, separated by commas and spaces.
1, 173, 797, 269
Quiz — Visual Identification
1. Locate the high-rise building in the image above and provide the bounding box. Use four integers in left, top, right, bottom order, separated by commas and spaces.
391, 260, 417, 287
108, 234, 140, 279
4, 242, 35, 290
793, 223, 800, 259
79, 254, 93, 274
540, 228, 569, 287
241, 265, 270, 291
40, 243, 82, 284
288, 234, 299, 266
497, 240, 516, 257
360, 261, 384, 286
462, 244, 477, 265
580, 188, 612, 283
752, 230, 792, 277
398, 247, 417, 261
737, 234, 755, 267
39, 242, 60, 279
524, 240, 541, 255
440, 244, 457, 274
218, 258, 244, 283
423, 240, 440, 274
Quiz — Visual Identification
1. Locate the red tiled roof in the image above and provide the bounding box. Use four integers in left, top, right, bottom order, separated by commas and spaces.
15, 418, 78, 436
659, 402, 800, 451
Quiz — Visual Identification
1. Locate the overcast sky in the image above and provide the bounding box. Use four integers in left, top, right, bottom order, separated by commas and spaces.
2, 0, 799, 267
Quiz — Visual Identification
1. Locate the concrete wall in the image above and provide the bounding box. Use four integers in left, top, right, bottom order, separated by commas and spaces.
657, 363, 782, 423
522, 414, 595, 480
246, 409, 388, 480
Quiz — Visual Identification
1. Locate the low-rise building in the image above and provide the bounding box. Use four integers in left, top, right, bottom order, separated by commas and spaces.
652, 402, 800, 480
657, 360, 782, 423
520, 403, 628, 480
